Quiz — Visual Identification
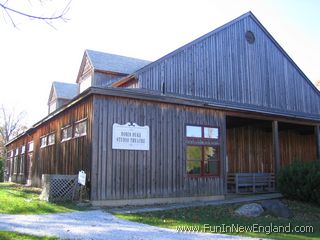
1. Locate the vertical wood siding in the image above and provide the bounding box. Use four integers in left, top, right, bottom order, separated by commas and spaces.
280, 130, 316, 166
227, 126, 274, 173
7, 97, 93, 187
134, 15, 320, 118
91, 95, 226, 201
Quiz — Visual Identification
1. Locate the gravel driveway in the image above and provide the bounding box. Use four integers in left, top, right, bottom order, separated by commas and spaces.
0, 210, 261, 240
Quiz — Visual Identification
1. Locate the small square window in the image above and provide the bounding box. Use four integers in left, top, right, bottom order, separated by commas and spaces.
74, 120, 87, 137
62, 126, 72, 141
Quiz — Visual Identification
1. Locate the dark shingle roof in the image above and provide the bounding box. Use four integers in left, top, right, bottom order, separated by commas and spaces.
85, 49, 151, 74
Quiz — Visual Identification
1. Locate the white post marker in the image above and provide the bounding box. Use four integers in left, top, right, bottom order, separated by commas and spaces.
78, 170, 86, 186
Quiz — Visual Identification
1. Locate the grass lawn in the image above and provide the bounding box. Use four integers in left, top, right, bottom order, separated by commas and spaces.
0, 231, 57, 240
0, 182, 88, 214
115, 199, 320, 240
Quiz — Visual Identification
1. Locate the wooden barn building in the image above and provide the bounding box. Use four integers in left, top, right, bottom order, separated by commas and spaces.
5, 12, 320, 205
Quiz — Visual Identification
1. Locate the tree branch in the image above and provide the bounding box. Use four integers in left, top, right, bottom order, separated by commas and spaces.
0, 0, 71, 27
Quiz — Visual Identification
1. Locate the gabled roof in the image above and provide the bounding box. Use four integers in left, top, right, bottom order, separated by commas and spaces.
114, 11, 319, 96
112, 11, 320, 120
48, 81, 78, 104
76, 49, 151, 83
86, 49, 151, 74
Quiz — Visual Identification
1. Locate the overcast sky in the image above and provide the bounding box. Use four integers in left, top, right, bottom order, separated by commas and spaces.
0, 0, 319, 126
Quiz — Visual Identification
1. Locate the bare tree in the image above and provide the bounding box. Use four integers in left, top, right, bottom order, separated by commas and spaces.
0, 105, 27, 157
0, 0, 71, 27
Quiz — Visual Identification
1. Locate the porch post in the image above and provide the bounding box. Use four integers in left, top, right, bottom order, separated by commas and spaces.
315, 125, 320, 161
272, 121, 281, 175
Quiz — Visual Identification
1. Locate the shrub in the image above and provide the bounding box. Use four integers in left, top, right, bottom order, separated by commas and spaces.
278, 160, 320, 205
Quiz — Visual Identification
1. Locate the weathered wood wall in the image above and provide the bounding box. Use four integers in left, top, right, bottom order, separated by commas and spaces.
132, 14, 320, 119
91, 95, 226, 201
7, 97, 93, 187
280, 130, 316, 166
227, 126, 274, 173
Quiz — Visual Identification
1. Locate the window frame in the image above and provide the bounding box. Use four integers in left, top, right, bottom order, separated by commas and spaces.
74, 118, 87, 138
40, 135, 47, 148
61, 125, 73, 142
47, 132, 55, 146
185, 124, 220, 178
186, 124, 220, 142
186, 144, 220, 177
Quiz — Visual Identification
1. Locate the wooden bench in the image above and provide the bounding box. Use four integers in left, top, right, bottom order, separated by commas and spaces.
227, 172, 275, 194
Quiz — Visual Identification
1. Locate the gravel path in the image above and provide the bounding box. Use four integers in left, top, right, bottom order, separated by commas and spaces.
0, 210, 261, 240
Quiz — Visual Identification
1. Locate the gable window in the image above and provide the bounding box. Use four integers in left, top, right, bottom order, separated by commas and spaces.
47, 133, 55, 145
186, 125, 220, 177
74, 119, 87, 137
40, 136, 47, 148
62, 125, 73, 141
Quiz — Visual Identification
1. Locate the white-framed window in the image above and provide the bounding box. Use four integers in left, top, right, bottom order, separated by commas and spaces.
74, 119, 87, 137
62, 125, 73, 142
47, 133, 55, 145
21, 145, 26, 154
40, 136, 47, 148
28, 141, 34, 152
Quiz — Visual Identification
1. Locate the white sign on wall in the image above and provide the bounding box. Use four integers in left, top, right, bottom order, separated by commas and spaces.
112, 122, 150, 150
78, 170, 86, 186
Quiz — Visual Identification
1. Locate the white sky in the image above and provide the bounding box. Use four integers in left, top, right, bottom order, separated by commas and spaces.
0, 0, 319, 126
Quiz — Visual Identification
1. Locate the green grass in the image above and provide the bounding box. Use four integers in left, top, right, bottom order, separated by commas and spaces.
0, 231, 57, 240
0, 182, 88, 214
115, 200, 320, 240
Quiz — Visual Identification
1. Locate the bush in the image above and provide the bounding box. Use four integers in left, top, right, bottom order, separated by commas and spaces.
0, 158, 4, 182
278, 160, 320, 205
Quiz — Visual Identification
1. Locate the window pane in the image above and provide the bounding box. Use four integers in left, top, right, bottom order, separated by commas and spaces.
62, 126, 72, 141
186, 125, 202, 138
187, 161, 201, 174
40, 136, 47, 147
74, 120, 87, 137
48, 134, 55, 145
204, 127, 219, 139
21, 146, 25, 154
204, 146, 218, 161
186, 145, 201, 175
204, 161, 219, 175
186, 145, 201, 160
28, 141, 34, 152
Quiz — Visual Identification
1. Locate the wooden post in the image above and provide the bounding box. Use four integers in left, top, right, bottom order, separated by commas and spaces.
315, 125, 320, 161
272, 121, 281, 175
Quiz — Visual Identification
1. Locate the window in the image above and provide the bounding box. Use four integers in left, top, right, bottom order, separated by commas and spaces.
186, 146, 220, 176
40, 136, 47, 148
74, 120, 87, 137
13, 148, 19, 174
186, 125, 219, 140
62, 125, 72, 141
186, 125, 220, 177
28, 141, 34, 152
47, 133, 55, 145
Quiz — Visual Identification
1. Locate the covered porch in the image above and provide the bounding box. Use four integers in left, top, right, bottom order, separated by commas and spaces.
226, 115, 319, 194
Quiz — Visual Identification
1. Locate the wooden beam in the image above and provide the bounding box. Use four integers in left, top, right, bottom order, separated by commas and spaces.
272, 121, 281, 175
316, 125, 320, 161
